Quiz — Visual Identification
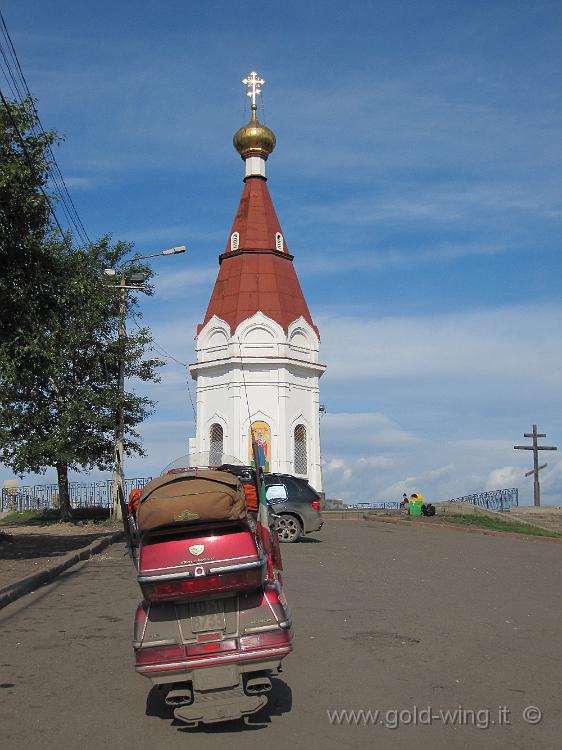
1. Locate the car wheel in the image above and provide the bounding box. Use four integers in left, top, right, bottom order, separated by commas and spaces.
275, 514, 302, 543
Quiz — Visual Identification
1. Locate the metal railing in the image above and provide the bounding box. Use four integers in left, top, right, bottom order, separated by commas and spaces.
348, 502, 401, 510
335, 489, 519, 513
449, 488, 518, 513
1, 478, 152, 513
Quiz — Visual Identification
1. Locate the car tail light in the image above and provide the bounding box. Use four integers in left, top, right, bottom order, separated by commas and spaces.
310, 500, 321, 510
142, 567, 264, 601
239, 629, 292, 651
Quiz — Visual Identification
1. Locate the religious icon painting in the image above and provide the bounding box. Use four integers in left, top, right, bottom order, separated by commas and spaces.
249, 421, 271, 471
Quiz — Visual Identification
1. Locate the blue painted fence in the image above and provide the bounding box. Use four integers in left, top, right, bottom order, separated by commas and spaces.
1, 478, 152, 512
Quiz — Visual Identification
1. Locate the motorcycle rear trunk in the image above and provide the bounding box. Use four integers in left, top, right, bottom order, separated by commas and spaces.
133, 521, 292, 726
137, 522, 267, 601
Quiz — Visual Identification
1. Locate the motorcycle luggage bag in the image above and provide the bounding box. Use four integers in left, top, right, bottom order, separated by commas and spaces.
242, 483, 258, 513
137, 471, 247, 533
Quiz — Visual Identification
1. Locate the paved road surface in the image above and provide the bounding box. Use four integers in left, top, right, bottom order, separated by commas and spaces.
1, 520, 561, 750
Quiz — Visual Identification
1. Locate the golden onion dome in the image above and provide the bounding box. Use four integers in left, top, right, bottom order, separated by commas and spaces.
233, 104, 276, 159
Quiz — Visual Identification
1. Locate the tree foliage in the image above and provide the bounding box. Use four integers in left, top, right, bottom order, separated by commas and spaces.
0, 96, 163, 520
0, 96, 60, 344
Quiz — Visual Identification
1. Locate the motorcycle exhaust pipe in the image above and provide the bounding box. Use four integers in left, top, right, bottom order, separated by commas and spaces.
244, 674, 272, 694
165, 687, 194, 706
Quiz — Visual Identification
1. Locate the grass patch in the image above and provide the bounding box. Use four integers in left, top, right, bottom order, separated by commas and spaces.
0, 507, 110, 526
441, 513, 561, 538
99, 516, 118, 527
0, 508, 61, 525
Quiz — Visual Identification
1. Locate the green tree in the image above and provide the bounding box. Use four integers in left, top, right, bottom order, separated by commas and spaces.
0, 236, 163, 521
0, 96, 162, 520
0, 96, 60, 344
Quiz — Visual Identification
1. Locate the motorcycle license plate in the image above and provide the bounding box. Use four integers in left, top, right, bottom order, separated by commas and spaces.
189, 599, 226, 633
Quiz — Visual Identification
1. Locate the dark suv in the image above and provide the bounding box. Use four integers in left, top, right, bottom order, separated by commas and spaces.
263, 473, 323, 543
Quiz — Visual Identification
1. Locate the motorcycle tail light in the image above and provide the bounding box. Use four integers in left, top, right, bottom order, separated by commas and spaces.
135, 644, 186, 665
133, 602, 148, 640
185, 639, 237, 657
142, 567, 263, 601
239, 629, 292, 651
310, 500, 321, 510
136, 640, 239, 667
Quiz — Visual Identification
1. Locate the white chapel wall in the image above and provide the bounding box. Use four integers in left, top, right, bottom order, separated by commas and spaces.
191, 312, 324, 491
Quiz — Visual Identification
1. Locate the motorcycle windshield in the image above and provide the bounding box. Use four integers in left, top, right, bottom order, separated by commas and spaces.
161, 452, 244, 475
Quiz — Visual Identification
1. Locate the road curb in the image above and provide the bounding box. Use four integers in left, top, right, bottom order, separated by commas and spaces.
363, 514, 562, 543
0, 531, 124, 611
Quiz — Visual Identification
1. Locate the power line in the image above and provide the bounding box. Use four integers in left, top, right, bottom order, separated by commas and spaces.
130, 313, 197, 423
0, 37, 22, 100
0, 11, 91, 246
236, 337, 254, 432
0, 10, 91, 246
0, 86, 69, 244
236, 337, 268, 477
0, 62, 88, 246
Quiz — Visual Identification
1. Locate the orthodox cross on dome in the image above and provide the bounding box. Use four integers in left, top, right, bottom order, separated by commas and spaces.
242, 71, 265, 107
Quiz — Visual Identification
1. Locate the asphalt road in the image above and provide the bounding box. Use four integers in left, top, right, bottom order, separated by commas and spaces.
1, 519, 561, 750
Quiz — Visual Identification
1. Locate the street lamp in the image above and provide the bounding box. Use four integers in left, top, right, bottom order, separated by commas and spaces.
105, 245, 186, 522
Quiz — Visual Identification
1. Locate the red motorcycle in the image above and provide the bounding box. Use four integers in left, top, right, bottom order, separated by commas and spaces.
125, 455, 292, 727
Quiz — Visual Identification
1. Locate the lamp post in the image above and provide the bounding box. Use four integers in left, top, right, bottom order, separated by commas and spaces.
105, 245, 186, 521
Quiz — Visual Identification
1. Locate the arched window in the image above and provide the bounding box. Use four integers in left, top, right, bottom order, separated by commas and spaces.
209, 423, 224, 466
275, 232, 284, 252
294, 424, 307, 475
230, 232, 239, 251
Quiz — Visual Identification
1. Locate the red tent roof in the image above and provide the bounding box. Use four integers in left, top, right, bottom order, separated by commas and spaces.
223, 175, 288, 254
198, 177, 318, 337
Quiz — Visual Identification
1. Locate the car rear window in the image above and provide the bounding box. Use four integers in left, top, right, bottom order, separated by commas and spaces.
264, 474, 320, 501
294, 480, 320, 500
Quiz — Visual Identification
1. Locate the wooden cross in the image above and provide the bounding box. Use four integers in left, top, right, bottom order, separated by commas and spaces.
514, 424, 557, 507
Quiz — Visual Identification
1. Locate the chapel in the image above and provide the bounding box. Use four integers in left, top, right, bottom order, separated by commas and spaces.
189, 73, 325, 491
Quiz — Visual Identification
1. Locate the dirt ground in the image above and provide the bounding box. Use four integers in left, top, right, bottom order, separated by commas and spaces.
0, 521, 122, 589
508, 507, 562, 532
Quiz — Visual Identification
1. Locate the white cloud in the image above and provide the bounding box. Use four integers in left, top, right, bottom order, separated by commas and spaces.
299, 242, 508, 276
293, 182, 562, 230
153, 266, 216, 298
322, 412, 419, 449
63, 175, 100, 191
319, 404, 561, 505
120, 225, 225, 246
128, 419, 195, 478
426, 464, 456, 481
318, 303, 562, 384
486, 466, 522, 490
356, 456, 399, 469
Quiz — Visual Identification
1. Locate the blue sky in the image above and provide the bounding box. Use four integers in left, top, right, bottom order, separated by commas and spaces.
2, 0, 562, 503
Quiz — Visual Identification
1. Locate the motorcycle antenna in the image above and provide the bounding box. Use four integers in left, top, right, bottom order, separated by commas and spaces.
235, 337, 271, 554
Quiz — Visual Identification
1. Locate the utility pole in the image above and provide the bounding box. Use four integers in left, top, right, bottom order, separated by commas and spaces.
114, 266, 127, 524
105, 246, 186, 522
514, 424, 557, 507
